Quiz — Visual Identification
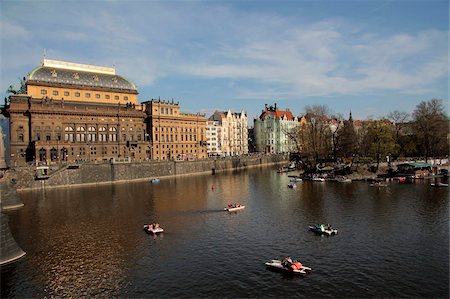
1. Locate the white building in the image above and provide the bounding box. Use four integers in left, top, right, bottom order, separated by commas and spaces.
253, 103, 299, 154
207, 110, 248, 156
206, 120, 222, 156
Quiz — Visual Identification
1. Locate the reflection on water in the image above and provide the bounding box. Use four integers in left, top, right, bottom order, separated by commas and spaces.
1, 167, 449, 298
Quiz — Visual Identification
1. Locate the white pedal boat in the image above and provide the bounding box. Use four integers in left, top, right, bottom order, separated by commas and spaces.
143, 224, 164, 234
224, 205, 245, 212
265, 259, 312, 275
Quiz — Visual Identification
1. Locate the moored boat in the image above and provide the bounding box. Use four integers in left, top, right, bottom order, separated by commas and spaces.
430, 182, 448, 187
144, 224, 164, 234
265, 257, 312, 275
309, 224, 338, 236
312, 177, 325, 182
150, 178, 161, 183
290, 178, 303, 182
224, 204, 245, 212
336, 177, 352, 183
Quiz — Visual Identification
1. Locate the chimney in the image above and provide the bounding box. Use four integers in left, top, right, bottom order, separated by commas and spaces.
274, 103, 277, 110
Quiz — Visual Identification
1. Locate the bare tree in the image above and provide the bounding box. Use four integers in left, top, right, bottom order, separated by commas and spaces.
302, 105, 333, 166
412, 99, 449, 162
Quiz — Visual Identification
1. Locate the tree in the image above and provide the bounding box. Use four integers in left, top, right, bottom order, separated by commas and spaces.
412, 99, 449, 162
301, 105, 333, 166
387, 110, 410, 158
365, 119, 399, 171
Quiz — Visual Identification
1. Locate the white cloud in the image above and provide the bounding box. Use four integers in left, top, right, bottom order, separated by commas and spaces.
0, 1, 448, 104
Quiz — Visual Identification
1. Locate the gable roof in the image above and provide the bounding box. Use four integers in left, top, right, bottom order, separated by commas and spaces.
260, 109, 294, 121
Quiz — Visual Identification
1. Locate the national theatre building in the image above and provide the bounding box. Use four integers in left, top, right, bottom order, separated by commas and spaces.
2, 58, 207, 166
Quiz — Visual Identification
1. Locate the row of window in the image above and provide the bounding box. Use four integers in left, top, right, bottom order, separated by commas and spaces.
155, 149, 203, 156
155, 127, 203, 133
154, 134, 198, 142
36, 145, 141, 162
40, 89, 128, 101
31, 132, 145, 143
159, 107, 175, 115
31, 126, 142, 132
155, 144, 197, 149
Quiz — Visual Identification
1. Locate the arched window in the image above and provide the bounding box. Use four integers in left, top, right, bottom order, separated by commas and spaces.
98, 127, 107, 142
38, 148, 47, 161
88, 126, 97, 142
76, 126, 86, 142
64, 126, 74, 142
109, 127, 117, 142
50, 147, 58, 161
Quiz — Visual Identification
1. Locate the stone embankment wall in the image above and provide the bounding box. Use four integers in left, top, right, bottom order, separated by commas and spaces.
8, 154, 288, 191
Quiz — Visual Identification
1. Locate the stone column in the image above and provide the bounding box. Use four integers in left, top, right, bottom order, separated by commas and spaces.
0, 213, 26, 265
0, 126, 7, 169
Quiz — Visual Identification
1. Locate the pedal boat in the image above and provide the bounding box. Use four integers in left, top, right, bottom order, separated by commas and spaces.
265, 259, 312, 275
143, 224, 164, 234
224, 205, 245, 212
309, 224, 338, 236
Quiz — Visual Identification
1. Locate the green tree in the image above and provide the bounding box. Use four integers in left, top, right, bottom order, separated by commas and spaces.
365, 119, 399, 171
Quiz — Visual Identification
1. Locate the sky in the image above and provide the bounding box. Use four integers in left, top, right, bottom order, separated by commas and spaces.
1, 0, 448, 124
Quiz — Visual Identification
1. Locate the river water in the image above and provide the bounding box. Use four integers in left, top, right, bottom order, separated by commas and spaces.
1, 166, 449, 298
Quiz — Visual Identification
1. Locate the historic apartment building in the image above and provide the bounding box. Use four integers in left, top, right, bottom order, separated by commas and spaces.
207, 110, 248, 156
253, 103, 299, 154
206, 120, 222, 156
142, 99, 207, 161
2, 59, 147, 165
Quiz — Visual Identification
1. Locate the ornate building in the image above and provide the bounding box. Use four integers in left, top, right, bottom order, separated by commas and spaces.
207, 110, 248, 156
142, 99, 207, 160
3, 59, 149, 165
254, 103, 299, 154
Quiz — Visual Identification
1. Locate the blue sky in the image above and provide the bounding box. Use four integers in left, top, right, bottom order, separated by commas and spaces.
1, 0, 448, 123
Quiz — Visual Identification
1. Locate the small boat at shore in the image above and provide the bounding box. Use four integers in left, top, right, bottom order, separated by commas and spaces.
265, 258, 312, 275
430, 182, 448, 187
290, 178, 302, 182
288, 183, 297, 189
370, 182, 387, 187
336, 177, 352, 183
144, 224, 164, 234
150, 178, 161, 183
312, 177, 325, 182
224, 204, 245, 212
309, 224, 338, 236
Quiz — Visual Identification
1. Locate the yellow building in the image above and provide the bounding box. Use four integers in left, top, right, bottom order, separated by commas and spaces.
143, 99, 207, 160
4, 59, 149, 165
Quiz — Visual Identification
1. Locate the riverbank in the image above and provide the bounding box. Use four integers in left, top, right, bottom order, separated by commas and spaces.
0, 154, 289, 191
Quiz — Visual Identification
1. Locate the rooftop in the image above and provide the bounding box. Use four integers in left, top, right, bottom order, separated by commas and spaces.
27, 58, 137, 92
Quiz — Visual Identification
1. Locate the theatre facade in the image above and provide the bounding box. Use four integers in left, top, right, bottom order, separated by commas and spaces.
2, 59, 207, 166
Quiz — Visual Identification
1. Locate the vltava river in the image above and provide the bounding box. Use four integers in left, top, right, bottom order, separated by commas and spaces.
1, 166, 449, 298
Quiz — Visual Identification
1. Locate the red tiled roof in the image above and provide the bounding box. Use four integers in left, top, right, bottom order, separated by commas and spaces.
260, 109, 294, 120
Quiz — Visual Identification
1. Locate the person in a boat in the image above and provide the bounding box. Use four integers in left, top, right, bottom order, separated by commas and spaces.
282, 257, 293, 268
155, 223, 159, 229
